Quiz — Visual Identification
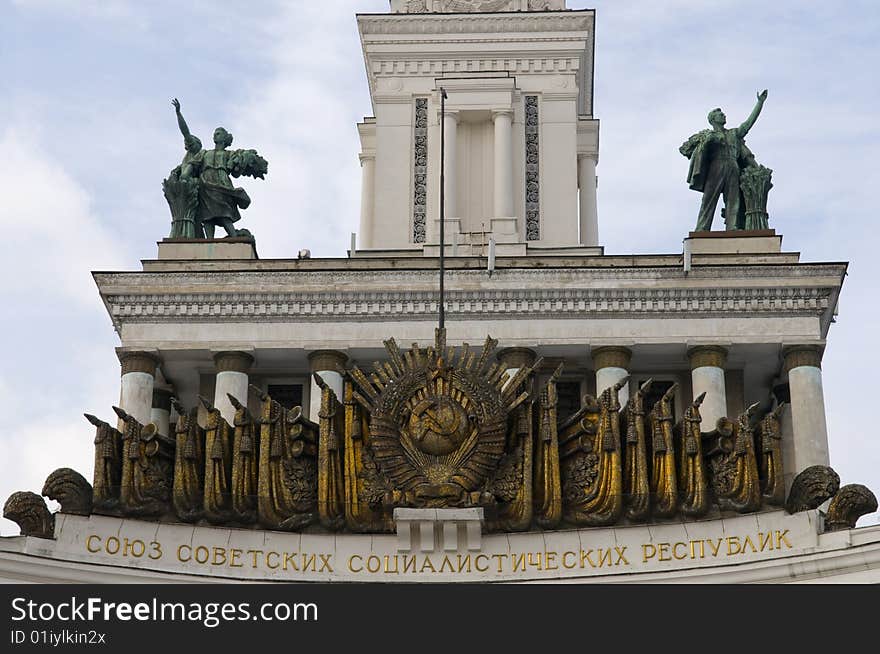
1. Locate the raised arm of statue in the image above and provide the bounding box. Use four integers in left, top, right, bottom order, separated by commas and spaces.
172, 98, 192, 140
738, 90, 769, 137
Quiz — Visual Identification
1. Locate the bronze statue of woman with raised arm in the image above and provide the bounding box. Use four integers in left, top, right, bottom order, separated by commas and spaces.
163, 99, 268, 241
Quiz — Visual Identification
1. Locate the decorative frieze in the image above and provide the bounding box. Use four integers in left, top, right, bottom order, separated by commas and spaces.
413, 98, 429, 244
359, 14, 593, 37
525, 96, 540, 241
103, 285, 836, 325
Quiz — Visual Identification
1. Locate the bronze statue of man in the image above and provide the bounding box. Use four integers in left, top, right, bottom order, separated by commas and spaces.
681, 90, 768, 232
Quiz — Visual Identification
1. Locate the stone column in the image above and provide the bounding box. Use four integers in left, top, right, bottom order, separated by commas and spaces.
443, 111, 459, 220
118, 352, 160, 427
592, 347, 632, 407
688, 346, 729, 429
492, 109, 514, 219
309, 350, 348, 421
578, 154, 599, 246
151, 387, 173, 438
784, 346, 830, 471
497, 347, 537, 391
358, 153, 375, 249
213, 352, 254, 426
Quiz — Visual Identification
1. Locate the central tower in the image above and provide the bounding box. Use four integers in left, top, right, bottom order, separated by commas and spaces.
357, 0, 599, 255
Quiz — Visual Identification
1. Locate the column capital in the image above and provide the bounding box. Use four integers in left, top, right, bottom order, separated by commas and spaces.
309, 350, 349, 373
359, 152, 376, 165
152, 387, 173, 412
496, 347, 537, 370
577, 152, 599, 163
491, 108, 514, 120
117, 351, 160, 377
437, 108, 460, 122
213, 351, 255, 374
783, 345, 824, 374
592, 346, 632, 371
687, 346, 728, 370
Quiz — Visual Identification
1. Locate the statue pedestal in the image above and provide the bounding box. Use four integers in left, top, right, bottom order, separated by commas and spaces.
685, 230, 782, 255
157, 238, 258, 261
393, 508, 484, 553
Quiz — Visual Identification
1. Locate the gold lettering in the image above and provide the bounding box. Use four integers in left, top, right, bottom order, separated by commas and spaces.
563, 551, 578, 569
286, 552, 299, 572
742, 536, 758, 554
266, 551, 280, 570
512, 553, 527, 572
194, 546, 210, 564
366, 555, 382, 573
759, 532, 773, 552
177, 544, 192, 563
689, 540, 704, 559
212, 547, 227, 566
776, 530, 793, 549
130, 540, 146, 558
597, 549, 612, 568
614, 547, 630, 566
707, 539, 722, 557
230, 549, 243, 568
384, 555, 399, 574
658, 543, 672, 562
545, 551, 558, 571
439, 556, 455, 573
149, 541, 162, 561
673, 542, 689, 560
420, 557, 437, 573
581, 549, 596, 568
457, 555, 472, 573
474, 555, 490, 572
303, 554, 317, 572
527, 552, 543, 570
492, 554, 506, 573
642, 544, 657, 563
248, 549, 264, 568
86, 535, 101, 553
319, 554, 334, 573
348, 555, 364, 573
105, 536, 120, 555
726, 537, 742, 556
403, 555, 417, 574
283, 552, 298, 571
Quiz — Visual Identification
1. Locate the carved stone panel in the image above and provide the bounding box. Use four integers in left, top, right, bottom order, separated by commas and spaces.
413, 98, 429, 244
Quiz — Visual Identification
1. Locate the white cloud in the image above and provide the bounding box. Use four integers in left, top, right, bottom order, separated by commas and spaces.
0, 128, 125, 535
0, 128, 130, 305
10, 0, 151, 29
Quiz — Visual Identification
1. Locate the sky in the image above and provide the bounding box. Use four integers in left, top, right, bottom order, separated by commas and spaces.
1, 0, 879, 535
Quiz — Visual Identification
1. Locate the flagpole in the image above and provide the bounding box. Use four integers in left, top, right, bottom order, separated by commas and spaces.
439, 87, 447, 331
